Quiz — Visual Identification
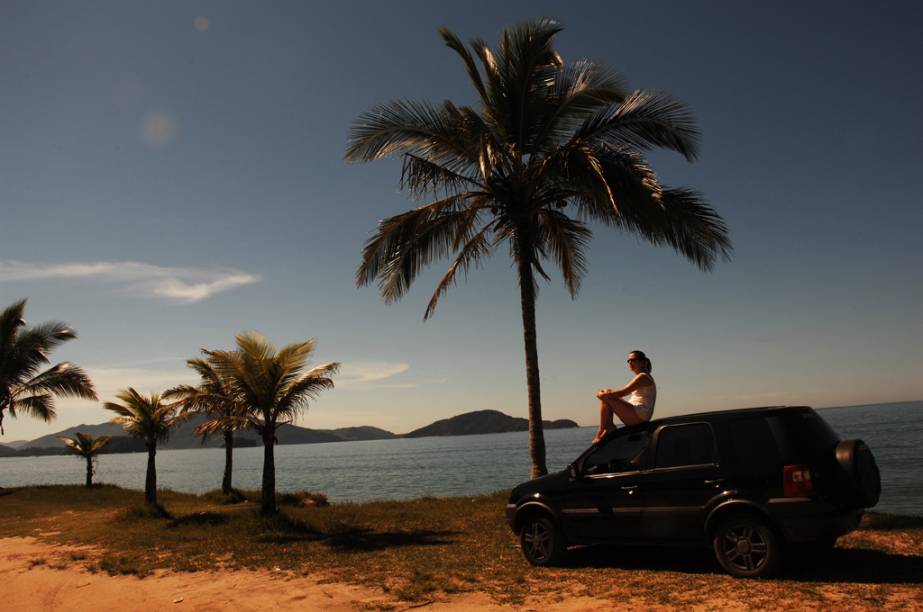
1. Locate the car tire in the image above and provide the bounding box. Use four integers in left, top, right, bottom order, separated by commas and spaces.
519, 515, 566, 566
712, 514, 782, 578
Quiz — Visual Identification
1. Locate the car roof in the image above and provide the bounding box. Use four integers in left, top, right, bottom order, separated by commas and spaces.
650, 405, 811, 427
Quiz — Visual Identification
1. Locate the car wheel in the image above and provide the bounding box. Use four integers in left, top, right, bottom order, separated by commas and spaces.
519, 515, 566, 566
712, 515, 782, 578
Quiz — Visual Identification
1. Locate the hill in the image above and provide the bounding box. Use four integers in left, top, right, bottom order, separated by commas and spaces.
5, 410, 572, 455
403, 409, 578, 438
9, 416, 397, 456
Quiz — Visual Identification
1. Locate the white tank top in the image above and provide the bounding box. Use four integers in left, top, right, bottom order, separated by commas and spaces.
625, 374, 656, 413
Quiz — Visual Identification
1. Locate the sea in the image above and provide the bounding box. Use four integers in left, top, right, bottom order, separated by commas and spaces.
1, 401, 920, 516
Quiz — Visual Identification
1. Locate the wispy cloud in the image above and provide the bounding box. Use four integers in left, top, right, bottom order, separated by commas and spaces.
334, 361, 446, 390
0, 260, 260, 303
336, 361, 410, 389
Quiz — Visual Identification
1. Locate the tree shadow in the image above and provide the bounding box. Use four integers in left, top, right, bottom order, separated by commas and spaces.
563, 543, 923, 585
323, 526, 458, 552
254, 511, 458, 550
166, 511, 227, 528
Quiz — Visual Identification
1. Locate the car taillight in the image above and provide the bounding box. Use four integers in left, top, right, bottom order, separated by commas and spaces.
783, 464, 815, 497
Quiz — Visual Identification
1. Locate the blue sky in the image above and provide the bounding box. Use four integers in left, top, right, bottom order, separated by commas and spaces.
2, 1, 921, 441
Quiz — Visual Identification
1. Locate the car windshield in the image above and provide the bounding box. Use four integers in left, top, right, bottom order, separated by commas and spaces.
582, 429, 651, 475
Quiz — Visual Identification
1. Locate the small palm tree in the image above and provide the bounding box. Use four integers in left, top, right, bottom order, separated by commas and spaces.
0, 299, 97, 436
60, 432, 111, 487
166, 356, 248, 495
346, 20, 732, 478
206, 332, 339, 514
104, 389, 184, 506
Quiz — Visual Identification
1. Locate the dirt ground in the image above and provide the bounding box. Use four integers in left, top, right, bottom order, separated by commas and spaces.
2, 537, 632, 611
5, 535, 922, 611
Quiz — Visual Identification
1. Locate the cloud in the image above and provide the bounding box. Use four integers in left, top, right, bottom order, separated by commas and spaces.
86, 367, 199, 400
0, 260, 260, 303
336, 362, 410, 389
139, 111, 179, 147
334, 361, 447, 390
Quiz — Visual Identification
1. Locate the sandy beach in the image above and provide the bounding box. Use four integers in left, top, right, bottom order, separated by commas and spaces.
5, 534, 922, 611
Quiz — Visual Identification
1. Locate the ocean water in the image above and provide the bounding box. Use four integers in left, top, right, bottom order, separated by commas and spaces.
0, 401, 919, 515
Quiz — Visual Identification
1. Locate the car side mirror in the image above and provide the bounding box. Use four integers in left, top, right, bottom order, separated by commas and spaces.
569, 464, 582, 481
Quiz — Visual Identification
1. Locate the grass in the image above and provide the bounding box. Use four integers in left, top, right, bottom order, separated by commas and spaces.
1, 484, 921, 607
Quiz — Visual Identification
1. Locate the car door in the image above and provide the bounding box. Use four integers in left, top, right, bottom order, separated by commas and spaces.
561, 427, 652, 543
641, 422, 723, 543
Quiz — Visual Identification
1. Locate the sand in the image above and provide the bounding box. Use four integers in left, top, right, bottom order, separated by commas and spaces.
2, 536, 589, 611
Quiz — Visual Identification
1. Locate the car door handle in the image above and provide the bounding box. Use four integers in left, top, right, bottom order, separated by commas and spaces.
620, 485, 639, 494
704, 479, 725, 486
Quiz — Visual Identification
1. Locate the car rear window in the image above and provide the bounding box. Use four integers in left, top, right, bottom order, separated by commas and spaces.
767, 410, 840, 462
655, 423, 717, 468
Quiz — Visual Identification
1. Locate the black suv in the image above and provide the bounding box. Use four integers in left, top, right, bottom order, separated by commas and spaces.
507, 406, 880, 577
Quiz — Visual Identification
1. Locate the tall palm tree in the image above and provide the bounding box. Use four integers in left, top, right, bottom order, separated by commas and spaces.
0, 299, 97, 436
206, 332, 339, 514
60, 432, 111, 487
345, 19, 732, 478
104, 389, 184, 506
166, 356, 248, 495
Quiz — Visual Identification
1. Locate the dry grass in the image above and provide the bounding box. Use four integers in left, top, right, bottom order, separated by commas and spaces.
0, 484, 921, 607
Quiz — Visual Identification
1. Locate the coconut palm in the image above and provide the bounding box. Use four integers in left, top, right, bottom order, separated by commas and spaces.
104, 389, 184, 506
0, 299, 97, 436
166, 356, 248, 495
345, 19, 732, 478
60, 432, 111, 487
205, 332, 339, 514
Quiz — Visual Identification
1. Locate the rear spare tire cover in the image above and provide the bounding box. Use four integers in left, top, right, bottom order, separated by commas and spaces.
835, 439, 881, 507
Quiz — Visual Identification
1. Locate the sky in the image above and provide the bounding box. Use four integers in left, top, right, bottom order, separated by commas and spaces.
1, 0, 921, 441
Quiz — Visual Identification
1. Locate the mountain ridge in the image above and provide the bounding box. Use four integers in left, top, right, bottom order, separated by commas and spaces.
3, 410, 580, 456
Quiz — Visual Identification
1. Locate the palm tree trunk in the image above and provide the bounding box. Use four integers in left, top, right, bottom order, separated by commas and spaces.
517, 256, 548, 478
145, 444, 157, 505
85, 456, 93, 488
222, 429, 233, 494
260, 429, 276, 514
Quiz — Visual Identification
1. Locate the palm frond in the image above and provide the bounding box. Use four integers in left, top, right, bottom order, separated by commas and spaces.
345, 99, 479, 175
11, 393, 55, 421
16, 362, 97, 401
356, 194, 485, 302
401, 154, 483, 197
535, 210, 592, 296
0, 298, 28, 357
577, 90, 700, 161
425, 222, 496, 319
439, 26, 490, 108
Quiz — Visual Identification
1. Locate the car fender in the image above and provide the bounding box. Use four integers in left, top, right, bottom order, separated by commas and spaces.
704, 498, 773, 537
512, 500, 560, 533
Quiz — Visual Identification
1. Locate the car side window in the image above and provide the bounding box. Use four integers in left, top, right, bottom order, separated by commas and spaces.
655, 423, 716, 468
583, 430, 651, 475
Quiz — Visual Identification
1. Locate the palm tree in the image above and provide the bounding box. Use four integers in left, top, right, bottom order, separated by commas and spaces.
166, 356, 248, 495
60, 432, 111, 487
0, 299, 98, 436
104, 388, 184, 506
206, 332, 339, 514
345, 19, 732, 478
